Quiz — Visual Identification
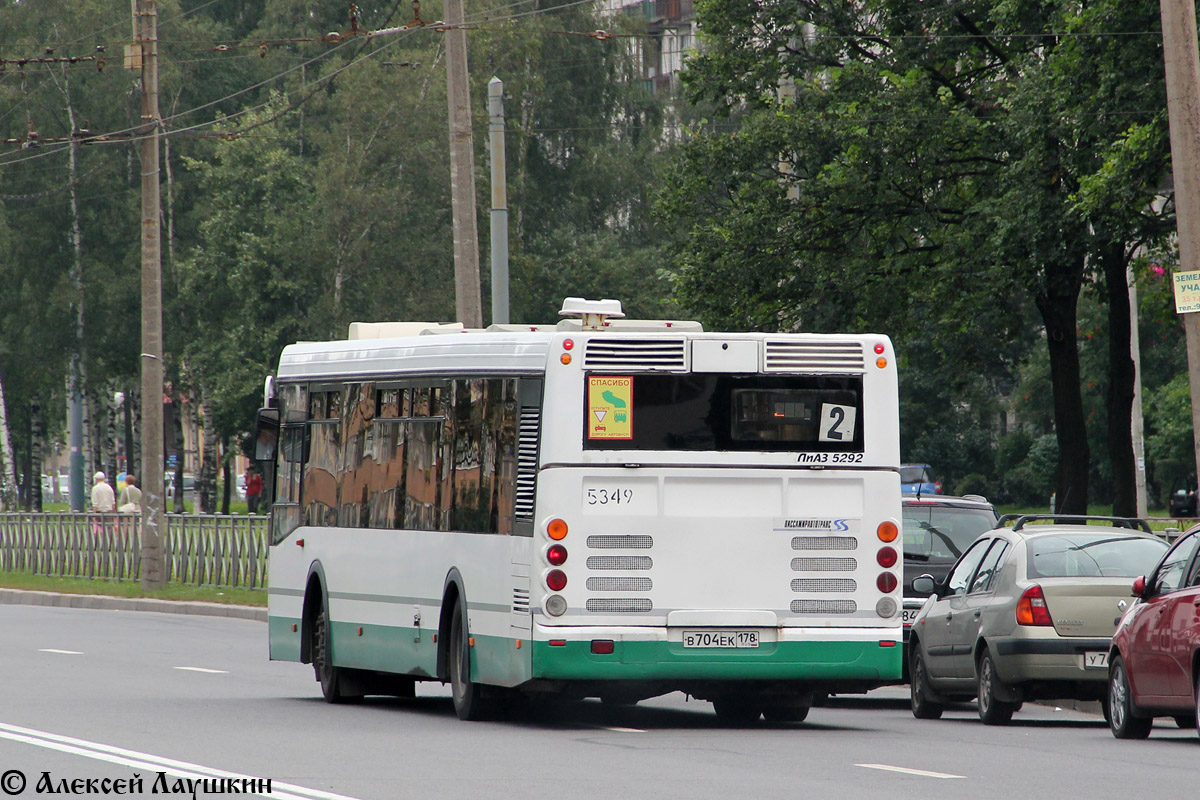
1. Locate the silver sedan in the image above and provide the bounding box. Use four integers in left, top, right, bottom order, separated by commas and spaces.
907, 515, 1169, 724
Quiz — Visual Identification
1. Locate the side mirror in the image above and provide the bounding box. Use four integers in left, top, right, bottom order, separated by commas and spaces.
254, 408, 280, 461
1131, 575, 1146, 598
912, 574, 937, 595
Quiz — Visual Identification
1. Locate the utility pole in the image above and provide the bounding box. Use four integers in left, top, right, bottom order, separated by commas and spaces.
137, 0, 165, 589
444, 0, 483, 327
1160, 0, 1200, 498
488, 76, 509, 325
1129, 267, 1148, 517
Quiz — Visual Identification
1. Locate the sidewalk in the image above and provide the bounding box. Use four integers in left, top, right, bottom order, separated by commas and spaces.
0, 588, 266, 622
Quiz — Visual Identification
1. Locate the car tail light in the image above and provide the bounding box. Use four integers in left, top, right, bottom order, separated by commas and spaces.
1016, 585, 1053, 626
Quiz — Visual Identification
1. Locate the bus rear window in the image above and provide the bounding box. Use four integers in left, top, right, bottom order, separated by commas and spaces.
583, 374, 863, 452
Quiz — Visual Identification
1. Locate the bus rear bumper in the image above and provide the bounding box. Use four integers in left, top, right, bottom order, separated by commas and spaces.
531, 625, 902, 683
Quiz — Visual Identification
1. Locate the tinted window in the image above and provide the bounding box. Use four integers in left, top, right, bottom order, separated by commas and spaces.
902, 503, 997, 561
901, 466, 931, 483
946, 538, 992, 596
582, 374, 863, 452
1027, 534, 1169, 579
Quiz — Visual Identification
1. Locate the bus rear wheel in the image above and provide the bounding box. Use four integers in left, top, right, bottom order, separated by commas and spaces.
448, 601, 489, 721
313, 608, 357, 704
712, 696, 763, 725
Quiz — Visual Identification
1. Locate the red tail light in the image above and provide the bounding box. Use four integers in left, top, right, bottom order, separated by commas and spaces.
546, 569, 567, 592
1016, 585, 1053, 626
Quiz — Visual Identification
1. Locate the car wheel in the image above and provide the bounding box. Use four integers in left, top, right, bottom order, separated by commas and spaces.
977, 650, 1018, 725
910, 647, 944, 720
1174, 715, 1196, 729
1195, 671, 1200, 739
1109, 655, 1152, 739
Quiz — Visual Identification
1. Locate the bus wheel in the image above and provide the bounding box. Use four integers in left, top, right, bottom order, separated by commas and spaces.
448, 601, 488, 721
313, 607, 354, 704
762, 700, 811, 723
712, 696, 762, 725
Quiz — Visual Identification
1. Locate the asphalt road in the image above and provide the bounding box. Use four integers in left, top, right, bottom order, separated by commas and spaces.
0, 604, 1196, 800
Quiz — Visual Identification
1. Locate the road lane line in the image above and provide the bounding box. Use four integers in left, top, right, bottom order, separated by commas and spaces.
174, 666, 229, 674
601, 726, 645, 733
0, 722, 363, 800
38, 649, 83, 655
856, 763, 965, 779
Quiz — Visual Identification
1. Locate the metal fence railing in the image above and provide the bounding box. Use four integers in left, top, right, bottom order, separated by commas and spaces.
0, 513, 268, 588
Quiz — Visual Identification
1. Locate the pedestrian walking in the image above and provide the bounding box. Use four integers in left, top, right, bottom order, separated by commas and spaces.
118, 474, 142, 512
245, 466, 264, 514
90, 471, 115, 538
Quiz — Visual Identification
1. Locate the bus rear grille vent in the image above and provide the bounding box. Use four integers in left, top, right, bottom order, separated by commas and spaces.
765, 341, 864, 372
587, 577, 653, 592
791, 557, 857, 572
587, 534, 653, 549
586, 598, 653, 613
791, 536, 857, 551
584, 338, 687, 370
586, 555, 653, 570
512, 588, 530, 613
791, 599, 858, 614
791, 578, 857, 593
514, 406, 540, 519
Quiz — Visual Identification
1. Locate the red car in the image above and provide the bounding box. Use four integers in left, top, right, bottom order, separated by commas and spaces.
1108, 522, 1200, 738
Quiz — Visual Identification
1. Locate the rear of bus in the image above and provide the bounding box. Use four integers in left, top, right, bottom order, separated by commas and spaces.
527, 328, 902, 712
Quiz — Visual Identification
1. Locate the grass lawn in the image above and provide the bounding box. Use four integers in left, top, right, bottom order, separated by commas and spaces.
0, 570, 266, 606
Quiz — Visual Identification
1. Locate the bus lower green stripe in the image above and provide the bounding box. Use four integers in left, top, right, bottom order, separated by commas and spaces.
532, 639, 901, 681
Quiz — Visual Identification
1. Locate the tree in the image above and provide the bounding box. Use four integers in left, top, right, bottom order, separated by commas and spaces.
659, 0, 1172, 510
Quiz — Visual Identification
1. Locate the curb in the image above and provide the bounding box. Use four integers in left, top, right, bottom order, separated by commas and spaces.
0, 588, 267, 622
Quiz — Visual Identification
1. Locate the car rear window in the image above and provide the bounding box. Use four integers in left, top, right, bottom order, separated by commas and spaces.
1026, 533, 1168, 579
902, 504, 997, 561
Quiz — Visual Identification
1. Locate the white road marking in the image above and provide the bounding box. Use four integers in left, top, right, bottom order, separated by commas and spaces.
173, 666, 229, 674
856, 763, 965, 779
0, 722, 364, 800
38, 649, 83, 655
601, 726, 645, 733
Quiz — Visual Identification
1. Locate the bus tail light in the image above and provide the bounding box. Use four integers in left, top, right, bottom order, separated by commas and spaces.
877, 521, 898, 543
547, 544, 568, 565
547, 519, 568, 540
877, 572, 898, 593
876, 546, 897, 568
546, 569, 567, 591
545, 595, 567, 617
1016, 585, 1053, 626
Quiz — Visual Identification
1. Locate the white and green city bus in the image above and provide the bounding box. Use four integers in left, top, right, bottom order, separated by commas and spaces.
257, 298, 902, 722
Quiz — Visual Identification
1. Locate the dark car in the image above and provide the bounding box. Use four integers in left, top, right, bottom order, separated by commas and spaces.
901, 464, 941, 496
902, 495, 1000, 636
1168, 477, 1197, 518
1108, 522, 1200, 738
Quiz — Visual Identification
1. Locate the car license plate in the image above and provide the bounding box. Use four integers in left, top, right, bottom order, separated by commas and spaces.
682, 630, 759, 648
902, 608, 921, 625
1084, 651, 1108, 670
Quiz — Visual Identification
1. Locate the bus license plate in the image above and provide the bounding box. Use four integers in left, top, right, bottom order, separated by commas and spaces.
1084, 651, 1108, 669
682, 630, 759, 649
